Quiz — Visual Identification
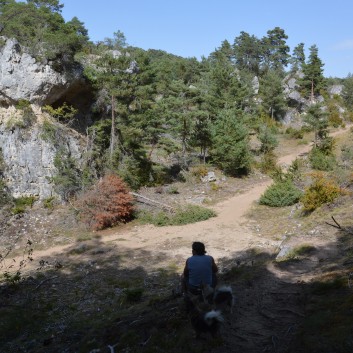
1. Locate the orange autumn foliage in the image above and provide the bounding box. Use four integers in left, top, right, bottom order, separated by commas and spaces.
78, 174, 134, 230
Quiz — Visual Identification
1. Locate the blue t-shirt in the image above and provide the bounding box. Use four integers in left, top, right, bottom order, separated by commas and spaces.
187, 255, 213, 287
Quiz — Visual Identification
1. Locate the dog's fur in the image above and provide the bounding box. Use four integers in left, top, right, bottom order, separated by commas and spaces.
201, 284, 235, 314
184, 294, 224, 338
213, 285, 235, 313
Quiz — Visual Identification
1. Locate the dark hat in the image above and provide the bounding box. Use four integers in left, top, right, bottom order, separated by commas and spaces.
192, 242, 206, 255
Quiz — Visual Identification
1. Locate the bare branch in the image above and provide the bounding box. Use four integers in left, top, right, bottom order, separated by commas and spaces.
325, 216, 342, 230
130, 192, 174, 212
325, 216, 353, 235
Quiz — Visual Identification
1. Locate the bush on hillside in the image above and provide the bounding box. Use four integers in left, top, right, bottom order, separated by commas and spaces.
309, 148, 336, 171
259, 180, 303, 207
301, 172, 344, 213
258, 151, 279, 175
137, 204, 216, 227
78, 174, 134, 230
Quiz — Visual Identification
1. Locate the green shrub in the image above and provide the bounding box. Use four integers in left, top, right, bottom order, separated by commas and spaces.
166, 186, 179, 194
11, 196, 37, 214
281, 244, 316, 261
138, 204, 216, 227
43, 103, 78, 125
14, 196, 36, 208
258, 152, 279, 175
52, 149, 82, 201
285, 127, 304, 139
41, 119, 58, 143
190, 165, 208, 179
301, 172, 343, 212
15, 99, 31, 110
259, 180, 303, 207
0, 179, 11, 207
171, 204, 216, 225
43, 196, 56, 209
287, 158, 305, 181
309, 148, 336, 171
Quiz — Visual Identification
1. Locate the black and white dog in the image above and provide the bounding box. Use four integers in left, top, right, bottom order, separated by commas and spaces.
201, 284, 235, 314
213, 285, 235, 313
184, 294, 224, 338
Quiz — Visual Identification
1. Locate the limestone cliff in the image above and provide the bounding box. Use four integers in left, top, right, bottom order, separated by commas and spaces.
0, 38, 88, 200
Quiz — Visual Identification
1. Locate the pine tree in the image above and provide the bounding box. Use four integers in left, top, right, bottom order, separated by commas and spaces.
342, 73, 353, 110
233, 31, 262, 75
259, 70, 286, 120
261, 27, 290, 72
290, 43, 305, 72
211, 108, 252, 176
300, 45, 326, 100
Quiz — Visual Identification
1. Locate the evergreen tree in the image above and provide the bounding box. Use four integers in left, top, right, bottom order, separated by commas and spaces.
258, 125, 279, 153
191, 112, 212, 163
0, 0, 88, 66
300, 45, 326, 100
303, 103, 329, 149
233, 31, 262, 75
290, 43, 305, 72
342, 73, 353, 110
211, 108, 252, 176
259, 70, 286, 120
84, 48, 138, 161
261, 27, 290, 72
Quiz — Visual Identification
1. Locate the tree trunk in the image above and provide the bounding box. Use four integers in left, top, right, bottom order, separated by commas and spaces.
311, 80, 314, 102
110, 94, 116, 160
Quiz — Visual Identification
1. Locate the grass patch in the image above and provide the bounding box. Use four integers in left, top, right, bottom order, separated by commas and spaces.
137, 204, 216, 226
277, 244, 317, 262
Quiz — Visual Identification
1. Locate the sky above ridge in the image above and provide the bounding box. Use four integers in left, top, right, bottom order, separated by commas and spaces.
61, 0, 353, 78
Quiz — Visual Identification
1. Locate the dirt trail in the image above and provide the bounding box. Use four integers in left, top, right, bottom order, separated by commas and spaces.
13, 125, 351, 273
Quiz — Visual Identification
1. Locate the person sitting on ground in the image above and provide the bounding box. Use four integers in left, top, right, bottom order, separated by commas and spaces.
181, 241, 218, 295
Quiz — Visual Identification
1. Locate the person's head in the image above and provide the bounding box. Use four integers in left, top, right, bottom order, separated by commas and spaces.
192, 241, 206, 255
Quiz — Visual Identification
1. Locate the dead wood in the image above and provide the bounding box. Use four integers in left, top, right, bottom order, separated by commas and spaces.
130, 192, 174, 212
325, 216, 353, 235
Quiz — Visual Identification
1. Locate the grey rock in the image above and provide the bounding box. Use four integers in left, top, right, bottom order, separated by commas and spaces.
276, 245, 292, 260
328, 84, 343, 97
0, 113, 84, 200
201, 171, 217, 182
0, 37, 83, 105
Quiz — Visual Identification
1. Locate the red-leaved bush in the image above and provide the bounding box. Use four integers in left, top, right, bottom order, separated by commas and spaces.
78, 174, 134, 230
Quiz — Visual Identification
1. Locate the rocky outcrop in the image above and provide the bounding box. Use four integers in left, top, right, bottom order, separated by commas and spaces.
0, 37, 85, 106
0, 37, 92, 200
0, 106, 85, 200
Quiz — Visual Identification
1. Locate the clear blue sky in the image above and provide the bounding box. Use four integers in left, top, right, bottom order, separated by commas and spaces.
61, 0, 353, 78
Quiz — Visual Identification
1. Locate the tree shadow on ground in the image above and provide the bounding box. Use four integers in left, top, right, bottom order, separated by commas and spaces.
1, 227, 352, 353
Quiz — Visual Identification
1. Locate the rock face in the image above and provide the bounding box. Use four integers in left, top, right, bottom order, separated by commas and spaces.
0, 107, 84, 200
0, 37, 83, 105
0, 37, 90, 200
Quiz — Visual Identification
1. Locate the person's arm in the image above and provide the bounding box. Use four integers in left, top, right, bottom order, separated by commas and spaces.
211, 257, 218, 273
183, 259, 189, 277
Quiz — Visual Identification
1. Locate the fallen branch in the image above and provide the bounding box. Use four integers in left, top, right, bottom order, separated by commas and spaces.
325, 216, 342, 230
130, 192, 174, 212
325, 216, 353, 235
